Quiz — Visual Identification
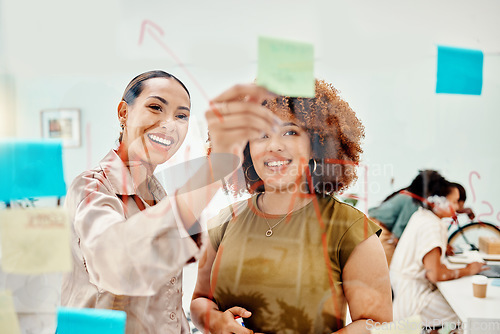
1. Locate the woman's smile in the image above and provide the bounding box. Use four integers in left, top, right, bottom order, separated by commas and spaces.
147, 132, 175, 151
263, 157, 292, 172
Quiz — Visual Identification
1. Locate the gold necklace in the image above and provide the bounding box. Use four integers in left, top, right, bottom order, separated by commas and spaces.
262, 214, 290, 237
259, 194, 293, 237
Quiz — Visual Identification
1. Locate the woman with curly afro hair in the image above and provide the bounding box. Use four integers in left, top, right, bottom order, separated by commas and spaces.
191, 80, 392, 334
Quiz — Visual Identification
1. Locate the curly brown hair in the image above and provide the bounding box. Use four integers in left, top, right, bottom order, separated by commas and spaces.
239, 79, 365, 196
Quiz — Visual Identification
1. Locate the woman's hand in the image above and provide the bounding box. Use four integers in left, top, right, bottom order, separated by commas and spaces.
445, 244, 455, 256
191, 246, 260, 333
466, 261, 489, 275
206, 84, 279, 163
424, 248, 489, 282
457, 207, 475, 220
210, 306, 254, 334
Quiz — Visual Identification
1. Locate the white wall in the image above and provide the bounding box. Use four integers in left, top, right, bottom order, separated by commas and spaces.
2, 0, 500, 215
0, 1, 15, 137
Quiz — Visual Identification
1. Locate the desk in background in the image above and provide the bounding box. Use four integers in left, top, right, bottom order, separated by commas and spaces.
437, 257, 500, 334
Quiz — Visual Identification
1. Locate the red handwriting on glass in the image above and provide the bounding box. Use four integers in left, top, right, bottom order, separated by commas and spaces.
27, 212, 65, 229
469, 171, 500, 223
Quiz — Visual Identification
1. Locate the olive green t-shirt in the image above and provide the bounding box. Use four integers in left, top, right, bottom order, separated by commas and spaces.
208, 194, 381, 334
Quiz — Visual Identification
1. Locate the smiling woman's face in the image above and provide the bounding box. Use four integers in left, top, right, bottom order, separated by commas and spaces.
119, 77, 190, 167
249, 122, 311, 193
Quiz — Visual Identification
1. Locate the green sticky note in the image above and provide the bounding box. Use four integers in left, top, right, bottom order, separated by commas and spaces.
257, 36, 315, 97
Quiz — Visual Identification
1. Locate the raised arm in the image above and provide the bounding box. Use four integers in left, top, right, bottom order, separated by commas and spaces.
70, 83, 277, 298
68, 172, 202, 297
336, 234, 393, 333
176, 84, 278, 228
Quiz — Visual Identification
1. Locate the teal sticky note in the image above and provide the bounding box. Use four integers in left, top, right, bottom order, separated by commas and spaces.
436, 45, 483, 95
257, 36, 315, 97
0, 140, 66, 201
56, 307, 126, 334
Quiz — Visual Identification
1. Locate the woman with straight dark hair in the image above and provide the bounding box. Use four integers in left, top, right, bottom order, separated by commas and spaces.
61, 71, 277, 333
369, 170, 447, 265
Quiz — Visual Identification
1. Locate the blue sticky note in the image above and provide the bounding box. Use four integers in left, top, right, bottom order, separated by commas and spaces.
436, 45, 483, 95
492, 278, 500, 287
0, 140, 66, 201
56, 307, 126, 334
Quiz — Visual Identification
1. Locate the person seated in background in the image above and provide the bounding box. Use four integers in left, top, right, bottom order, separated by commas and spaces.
390, 175, 487, 328
450, 182, 475, 220
368, 170, 441, 265
445, 182, 475, 256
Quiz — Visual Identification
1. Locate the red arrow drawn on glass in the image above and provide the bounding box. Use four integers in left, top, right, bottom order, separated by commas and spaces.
469, 171, 480, 203
138, 20, 164, 45
138, 19, 222, 120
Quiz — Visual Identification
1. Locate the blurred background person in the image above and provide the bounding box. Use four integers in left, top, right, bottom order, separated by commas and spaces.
369, 170, 443, 265
390, 174, 487, 329
450, 182, 475, 220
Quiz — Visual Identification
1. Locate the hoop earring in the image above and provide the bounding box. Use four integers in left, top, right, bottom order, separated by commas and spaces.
245, 166, 260, 182
310, 159, 317, 174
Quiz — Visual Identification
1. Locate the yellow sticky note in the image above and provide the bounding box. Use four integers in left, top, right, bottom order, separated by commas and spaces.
369, 315, 422, 334
0, 208, 71, 274
0, 290, 21, 334
257, 36, 315, 97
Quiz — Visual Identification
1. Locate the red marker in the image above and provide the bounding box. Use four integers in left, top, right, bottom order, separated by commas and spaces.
234, 316, 245, 327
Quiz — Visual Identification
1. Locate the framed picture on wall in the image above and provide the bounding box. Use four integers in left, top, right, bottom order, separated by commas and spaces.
41, 109, 81, 148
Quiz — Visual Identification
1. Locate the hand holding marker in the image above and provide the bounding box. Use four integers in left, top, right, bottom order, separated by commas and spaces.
234, 315, 245, 327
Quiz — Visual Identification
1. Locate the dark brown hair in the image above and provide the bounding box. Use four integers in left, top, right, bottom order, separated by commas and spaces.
239, 79, 365, 197
449, 182, 466, 202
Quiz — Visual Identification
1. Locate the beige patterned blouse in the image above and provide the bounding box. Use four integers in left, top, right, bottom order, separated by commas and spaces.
61, 149, 204, 334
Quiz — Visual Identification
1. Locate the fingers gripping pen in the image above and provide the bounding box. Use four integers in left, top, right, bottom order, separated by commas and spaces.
234, 316, 245, 327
